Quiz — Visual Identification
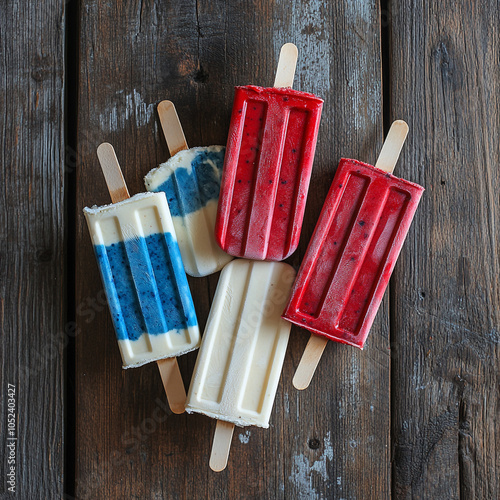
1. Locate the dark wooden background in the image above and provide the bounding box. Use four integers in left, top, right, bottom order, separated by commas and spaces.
1, 0, 498, 498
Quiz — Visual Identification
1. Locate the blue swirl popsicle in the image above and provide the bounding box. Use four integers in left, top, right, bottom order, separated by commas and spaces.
144, 101, 233, 277
145, 146, 233, 277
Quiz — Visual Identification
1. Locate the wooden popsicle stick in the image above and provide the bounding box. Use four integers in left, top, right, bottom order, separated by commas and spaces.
273, 42, 298, 88
156, 357, 187, 415
96, 142, 186, 414
157, 100, 189, 157
97, 143, 130, 203
293, 335, 328, 390
374, 120, 409, 174
209, 420, 235, 472
292, 120, 410, 390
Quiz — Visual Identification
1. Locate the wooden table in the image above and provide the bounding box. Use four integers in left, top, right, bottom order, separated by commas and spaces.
1, 1, 498, 498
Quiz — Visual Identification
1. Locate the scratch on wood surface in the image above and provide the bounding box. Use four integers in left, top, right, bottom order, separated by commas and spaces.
195, 0, 202, 38
417, 309, 499, 348
284, 391, 290, 415
98, 89, 154, 132
238, 430, 251, 444
137, 0, 144, 36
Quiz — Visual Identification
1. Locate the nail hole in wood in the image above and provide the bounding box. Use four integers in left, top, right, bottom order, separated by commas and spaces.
193, 65, 208, 83
308, 438, 320, 450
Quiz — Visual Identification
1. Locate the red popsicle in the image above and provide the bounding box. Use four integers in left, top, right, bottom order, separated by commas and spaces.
283, 121, 424, 389
215, 43, 323, 261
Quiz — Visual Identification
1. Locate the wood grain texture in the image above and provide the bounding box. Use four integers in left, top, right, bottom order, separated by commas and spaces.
75, 0, 386, 498
389, 2, 500, 498
0, 1, 65, 498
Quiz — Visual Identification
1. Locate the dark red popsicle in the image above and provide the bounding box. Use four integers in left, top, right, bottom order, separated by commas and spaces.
283, 158, 424, 348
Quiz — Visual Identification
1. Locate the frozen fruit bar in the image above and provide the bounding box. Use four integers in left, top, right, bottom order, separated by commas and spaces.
83, 143, 201, 413
215, 44, 323, 261
283, 158, 424, 348
186, 259, 295, 470
186, 259, 295, 426
285, 121, 424, 390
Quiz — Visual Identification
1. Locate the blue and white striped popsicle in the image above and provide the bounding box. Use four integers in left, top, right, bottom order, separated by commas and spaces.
84, 192, 199, 368
144, 101, 232, 277
84, 143, 200, 413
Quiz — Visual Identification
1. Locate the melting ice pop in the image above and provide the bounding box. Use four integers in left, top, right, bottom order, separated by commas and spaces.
84, 143, 200, 413
215, 43, 323, 261
144, 101, 232, 277
284, 121, 424, 389
185, 259, 296, 471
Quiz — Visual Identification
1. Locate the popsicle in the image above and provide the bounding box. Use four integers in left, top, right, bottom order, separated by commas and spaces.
144, 101, 232, 277
283, 121, 424, 390
185, 259, 296, 471
215, 42, 323, 261
83, 143, 200, 413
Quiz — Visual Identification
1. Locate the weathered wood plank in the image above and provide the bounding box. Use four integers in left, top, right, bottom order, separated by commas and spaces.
278, 3, 389, 499
389, 2, 500, 498
75, 1, 385, 498
0, 1, 65, 498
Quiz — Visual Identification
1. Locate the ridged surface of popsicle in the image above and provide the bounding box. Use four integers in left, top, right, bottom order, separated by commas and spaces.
84, 192, 200, 367
216, 85, 323, 261
186, 259, 296, 427
283, 159, 424, 348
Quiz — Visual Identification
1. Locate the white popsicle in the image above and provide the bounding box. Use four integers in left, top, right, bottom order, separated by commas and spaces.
186, 259, 296, 471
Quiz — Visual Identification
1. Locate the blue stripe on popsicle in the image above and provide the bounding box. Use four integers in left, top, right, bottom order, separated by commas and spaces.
94, 232, 197, 341
155, 148, 225, 217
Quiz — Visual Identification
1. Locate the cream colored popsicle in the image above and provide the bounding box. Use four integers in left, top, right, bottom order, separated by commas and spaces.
144, 101, 232, 277
186, 259, 295, 471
